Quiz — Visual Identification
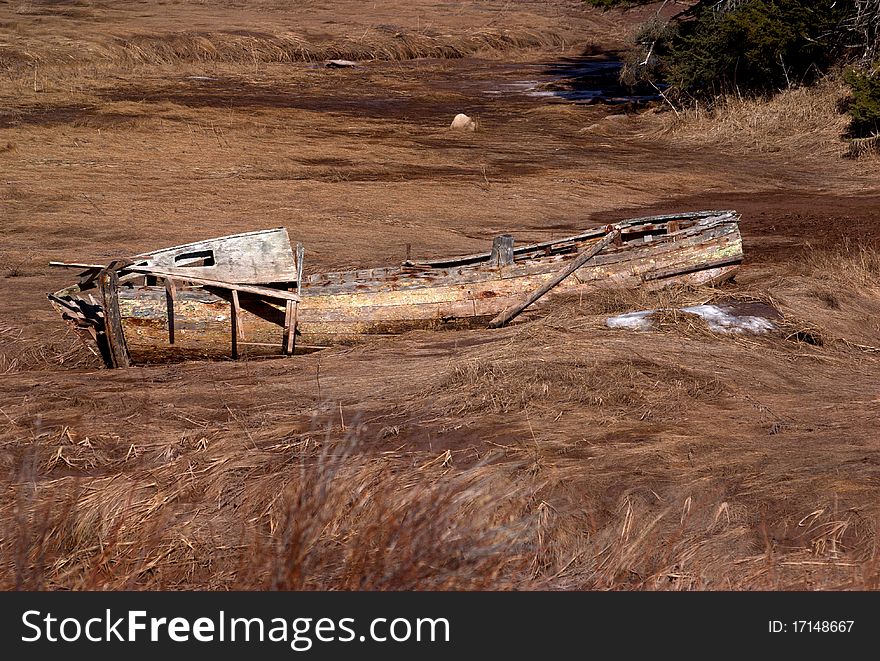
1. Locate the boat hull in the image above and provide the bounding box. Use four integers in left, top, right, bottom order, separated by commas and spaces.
49, 211, 744, 365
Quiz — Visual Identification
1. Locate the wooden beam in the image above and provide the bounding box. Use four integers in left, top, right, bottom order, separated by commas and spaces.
295, 242, 304, 297
164, 277, 176, 345
50, 261, 105, 270
98, 268, 131, 368
642, 255, 742, 281
124, 268, 302, 303
283, 243, 304, 356
231, 289, 241, 359
489, 234, 515, 267
283, 300, 298, 355
488, 227, 621, 329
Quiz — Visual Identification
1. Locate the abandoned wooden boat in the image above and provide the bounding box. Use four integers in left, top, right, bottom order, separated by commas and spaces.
48, 210, 743, 366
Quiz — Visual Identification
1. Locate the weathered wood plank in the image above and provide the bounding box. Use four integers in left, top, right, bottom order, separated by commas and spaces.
283, 300, 296, 355
489, 235, 515, 267
125, 268, 302, 302
231, 289, 241, 359
406, 210, 737, 267
642, 255, 743, 281
164, 277, 176, 345
99, 268, 130, 368
132, 227, 298, 284
303, 222, 741, 295
296, 243, 304, 296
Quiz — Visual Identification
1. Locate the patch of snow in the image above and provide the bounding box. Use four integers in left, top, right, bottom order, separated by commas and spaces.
680, 305, 776, 334
605, 310, 654, 331
606, 304, 777, 335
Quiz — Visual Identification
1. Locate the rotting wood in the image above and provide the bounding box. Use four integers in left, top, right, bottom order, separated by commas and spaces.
489, 234, 515, 267
98, 266, 130, 368
488, 227, 622, 329
231, 290, 241, 359
48, 211, 744, 366
406, 210, 738, 268
125, 268, 302, 302
642, 255, 742, 281
295, 243, 304, 298
164, 277, 176, 345
50, 261, 106, 270
283, 300, 295, 355
131, 227, 297, 284
282, 243, 305, 356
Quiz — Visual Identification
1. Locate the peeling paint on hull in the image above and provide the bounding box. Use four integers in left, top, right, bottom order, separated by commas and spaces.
49, 211, 744, 365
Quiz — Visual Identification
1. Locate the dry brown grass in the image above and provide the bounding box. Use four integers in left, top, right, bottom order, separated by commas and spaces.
1, 28, 567, 71
104, 29, 567, 67
649, 80, 853, 158
3, 0, 880, 593
2, 434, 536, 590
437, 355, 724, 418
6, 423, 880, 590
0, 324, 99, 374
0, 0, 597, 72
798, 240, 880, 290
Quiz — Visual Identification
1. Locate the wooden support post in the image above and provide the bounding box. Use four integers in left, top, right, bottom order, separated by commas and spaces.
295, 242, 304, 297
230, 289, 241, 359
488, 227, 621, 329
164, 277, 176, 345
98, 267, 131, 368
489, 234, 515, 267
283, 300, 298, 355
281, 242, 304, 357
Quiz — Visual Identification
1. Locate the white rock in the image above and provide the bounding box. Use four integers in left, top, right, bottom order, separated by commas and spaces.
450, 113, 476, 131
325, 59, 359, 68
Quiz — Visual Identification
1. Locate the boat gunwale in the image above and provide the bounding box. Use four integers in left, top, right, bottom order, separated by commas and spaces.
307, 211, 741, 283
108, 221, 742, 304
400, 210, 739, 268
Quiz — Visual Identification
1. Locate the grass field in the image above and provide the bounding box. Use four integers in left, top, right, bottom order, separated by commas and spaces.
2, 0, 880, 590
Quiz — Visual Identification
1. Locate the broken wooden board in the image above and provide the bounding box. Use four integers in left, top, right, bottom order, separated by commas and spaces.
129, 227, 299, 284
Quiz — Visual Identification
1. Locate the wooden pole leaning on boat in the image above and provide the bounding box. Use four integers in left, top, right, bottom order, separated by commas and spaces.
488, 225, 622, 329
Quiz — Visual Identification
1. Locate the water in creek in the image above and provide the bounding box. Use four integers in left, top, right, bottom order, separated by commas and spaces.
482, 55, 661, 105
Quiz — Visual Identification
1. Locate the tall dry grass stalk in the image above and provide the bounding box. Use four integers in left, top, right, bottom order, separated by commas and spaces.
650, 80, 851, 157
6, 435, 878, 590
800, 240, 880, 288
0, 434, 537, 590
1, 28, 567, 71
0, 324, 99, 373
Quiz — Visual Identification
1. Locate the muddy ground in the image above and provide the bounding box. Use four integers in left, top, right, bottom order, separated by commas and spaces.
1, 1, 880, 590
